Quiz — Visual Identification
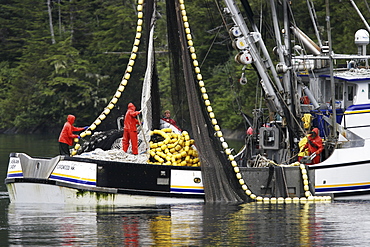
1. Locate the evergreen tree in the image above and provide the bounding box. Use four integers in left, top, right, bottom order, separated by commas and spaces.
0, 0, 369, 133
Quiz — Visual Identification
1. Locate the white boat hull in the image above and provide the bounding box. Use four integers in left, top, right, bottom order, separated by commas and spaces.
5, 152, 310, 205
5, 153, 205, 206
6, 182, 203, 206
311, 139, 370, 200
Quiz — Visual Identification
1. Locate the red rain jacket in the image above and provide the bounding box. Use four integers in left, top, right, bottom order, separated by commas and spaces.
304, 128, 323, 155
58, 115, 85, 146
124, 103, 140, 131
303, 128, 324, 164
161, 117, 182, 131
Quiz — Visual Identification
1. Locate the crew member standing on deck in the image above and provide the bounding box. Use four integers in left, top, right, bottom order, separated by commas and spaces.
303, 128, 324, 164
122, 103, 141, 155
58, 115, 87, 156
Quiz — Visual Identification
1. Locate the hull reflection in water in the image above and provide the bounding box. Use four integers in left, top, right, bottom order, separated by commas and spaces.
7, 202, 370, 246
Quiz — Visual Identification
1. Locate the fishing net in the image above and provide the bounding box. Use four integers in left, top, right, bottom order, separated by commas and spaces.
77, 0, 247, 203
167, 0, 247, 203
165, 0, 192, 133
142, 0, 161, 133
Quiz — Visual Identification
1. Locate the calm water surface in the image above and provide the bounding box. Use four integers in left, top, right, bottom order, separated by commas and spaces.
1, 134, 370, 246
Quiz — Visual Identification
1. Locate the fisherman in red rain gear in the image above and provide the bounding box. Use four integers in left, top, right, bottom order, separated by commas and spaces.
161, 110, 182, 131
58, 115, 87, 156
303, 128, 324, 164
122, 103, 141, 155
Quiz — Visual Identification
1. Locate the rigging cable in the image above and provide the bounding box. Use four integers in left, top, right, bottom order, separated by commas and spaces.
365, 0, 370, 13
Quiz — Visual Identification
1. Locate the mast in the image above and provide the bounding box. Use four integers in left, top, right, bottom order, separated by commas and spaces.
269, 0, 299, 155
282, 0, 300, 154
240, 0, 284, 93
326, 0, 337, 139
306, 0, 323, 47
224, 0, 306, 162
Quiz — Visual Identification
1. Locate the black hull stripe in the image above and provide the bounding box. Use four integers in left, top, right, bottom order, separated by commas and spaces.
333, 189, 370, 198
309, 159, 370, 170
116, 188, 204, 199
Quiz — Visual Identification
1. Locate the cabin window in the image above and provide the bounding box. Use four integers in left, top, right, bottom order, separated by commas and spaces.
259, 127, 279, 150
348, 85, 354, 101
368, 84, 370, 99
335, 83, 343, 100
262, 129, 275, 147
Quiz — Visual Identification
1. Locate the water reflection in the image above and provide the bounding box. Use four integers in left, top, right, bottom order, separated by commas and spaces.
201, 203, 315, 246
3, 135, 370, 246
8, 203, 98, 246
6, 202, 353, 246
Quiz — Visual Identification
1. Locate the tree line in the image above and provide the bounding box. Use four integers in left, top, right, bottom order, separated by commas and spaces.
0, 0, 368, 133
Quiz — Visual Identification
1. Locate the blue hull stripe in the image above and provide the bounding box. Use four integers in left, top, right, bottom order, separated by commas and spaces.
345, 103, 370, 112
49, 175, 96, 186
170, 188, 204, 194
7, 173, 23, 178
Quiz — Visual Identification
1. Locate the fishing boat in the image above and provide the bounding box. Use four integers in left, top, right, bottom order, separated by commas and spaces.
222, 0, 370, 200
308, 68, 370, 200
7, 0, 369, 205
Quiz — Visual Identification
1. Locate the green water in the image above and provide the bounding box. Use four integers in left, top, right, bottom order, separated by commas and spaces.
0, 134, 59, 191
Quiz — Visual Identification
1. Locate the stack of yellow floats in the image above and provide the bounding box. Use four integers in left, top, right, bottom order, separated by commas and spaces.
148, 128, 200, 167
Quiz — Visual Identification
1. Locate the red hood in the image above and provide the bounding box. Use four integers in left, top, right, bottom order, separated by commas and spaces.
67, 115, 75, 124
312, 128, 319, 136
128, 103, 136, 111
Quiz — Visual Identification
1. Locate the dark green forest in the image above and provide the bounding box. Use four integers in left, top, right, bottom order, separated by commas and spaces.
0, 0, 369, 133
